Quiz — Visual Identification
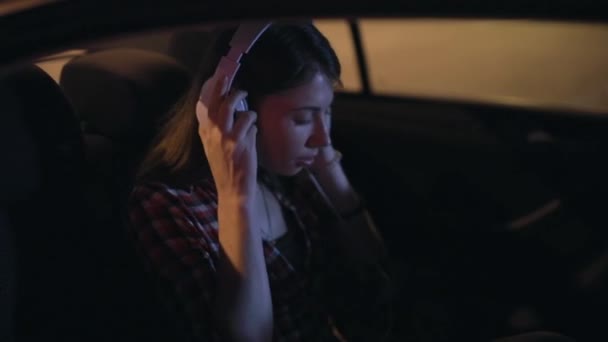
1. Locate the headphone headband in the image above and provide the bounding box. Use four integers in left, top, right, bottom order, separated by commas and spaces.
198, 21, 272, 109
228, 21, 272, 58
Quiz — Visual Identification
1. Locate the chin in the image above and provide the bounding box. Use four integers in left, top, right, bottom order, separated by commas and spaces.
277, 167, 303, 177
264, 164, 303, 177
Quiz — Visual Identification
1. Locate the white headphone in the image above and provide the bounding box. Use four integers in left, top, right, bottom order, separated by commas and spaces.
196, 21, 271, 116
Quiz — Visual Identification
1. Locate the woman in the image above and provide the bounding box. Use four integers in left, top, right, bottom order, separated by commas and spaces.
129, 22, 389, 342
128, 21, 576, 342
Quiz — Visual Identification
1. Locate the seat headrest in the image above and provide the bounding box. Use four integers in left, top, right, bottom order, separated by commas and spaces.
0, 65, 83, 203
167, 29, 213, 72
59, 49, 191, 140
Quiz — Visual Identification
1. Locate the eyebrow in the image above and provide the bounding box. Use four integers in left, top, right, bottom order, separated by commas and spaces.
291, 106, 323, 112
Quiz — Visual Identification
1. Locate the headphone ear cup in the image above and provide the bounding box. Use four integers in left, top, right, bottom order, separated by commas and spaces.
235, 98, 248, 112
198, 75, 248, 121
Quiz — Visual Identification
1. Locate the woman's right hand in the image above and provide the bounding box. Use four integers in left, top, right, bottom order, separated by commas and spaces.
198, 77, 273, 340
196, 76, 258, 202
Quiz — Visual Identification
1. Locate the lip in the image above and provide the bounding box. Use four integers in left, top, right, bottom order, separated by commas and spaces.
295, 157, 315, 167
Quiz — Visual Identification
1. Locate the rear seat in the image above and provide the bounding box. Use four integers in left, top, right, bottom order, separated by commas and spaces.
0, 64, 101, 341
59, 48, 192, 340
59, 46, 190, 259
60, 48, 191, 211
2, 55, 191, 341
0, 65, 41, 342
167, 29, 213, 73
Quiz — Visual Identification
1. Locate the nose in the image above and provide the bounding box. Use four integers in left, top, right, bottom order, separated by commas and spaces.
307, 114, 331, 148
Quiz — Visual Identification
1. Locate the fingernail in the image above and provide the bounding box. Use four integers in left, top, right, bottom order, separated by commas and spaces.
222, 76, 229, 94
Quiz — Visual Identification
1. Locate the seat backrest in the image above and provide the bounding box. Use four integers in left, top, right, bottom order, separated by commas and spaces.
0, 73, 41, 342
1, 63, 179, 342
60, 48, 190, 144
0, 64, 99, 342
59, 49, 192, 340
167, 29, 213, 72
60, 48, 191, 205
0, 211, 16, 342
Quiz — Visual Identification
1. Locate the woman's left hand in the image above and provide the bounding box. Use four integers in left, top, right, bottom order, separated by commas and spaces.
311, 145, 339, 173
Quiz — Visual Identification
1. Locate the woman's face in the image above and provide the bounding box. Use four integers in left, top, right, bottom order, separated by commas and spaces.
256, 72, 334, 176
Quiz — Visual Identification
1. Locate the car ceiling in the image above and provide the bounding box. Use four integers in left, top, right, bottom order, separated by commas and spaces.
1, 0, 607, 68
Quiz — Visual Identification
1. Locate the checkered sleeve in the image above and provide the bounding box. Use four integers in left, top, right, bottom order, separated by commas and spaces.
128, 182, 220, 341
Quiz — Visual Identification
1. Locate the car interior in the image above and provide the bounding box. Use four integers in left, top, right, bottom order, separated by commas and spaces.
2, 14, 608, 342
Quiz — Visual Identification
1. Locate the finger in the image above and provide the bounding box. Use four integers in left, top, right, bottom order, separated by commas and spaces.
195, 100, 210, 127
218, 89, 248, 131
245, 122, 258, 146
232, 111, 257, 140
206, 75, 228, 121
325, 116, 332, 133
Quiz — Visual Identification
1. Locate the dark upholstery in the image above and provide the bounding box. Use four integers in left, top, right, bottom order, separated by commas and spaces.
1, 61, 184, 342
0, 65, 94, 341
167, 29, 213, 72
60, 48, 190, 141
494, 331, 576, 342
0, 69, 61, 341
60, 48, 191, 218
0, 210, 16, 342
59, 49, 192, 341
0, 81, 40, 202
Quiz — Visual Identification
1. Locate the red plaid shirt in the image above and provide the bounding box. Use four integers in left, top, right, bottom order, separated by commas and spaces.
128, 174, 353, 341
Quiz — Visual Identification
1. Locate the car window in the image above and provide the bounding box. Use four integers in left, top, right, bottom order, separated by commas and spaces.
358, 19, 608, 113
31, 18, 608, 114
314, 19, 363, 92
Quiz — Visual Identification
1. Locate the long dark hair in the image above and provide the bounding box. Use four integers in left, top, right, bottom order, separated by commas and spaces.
136, 21, 341, 185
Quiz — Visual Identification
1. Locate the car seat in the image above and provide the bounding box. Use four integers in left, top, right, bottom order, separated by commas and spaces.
167, 29, 213, 73
0, 64, 102, 342
59, 48, 192, 340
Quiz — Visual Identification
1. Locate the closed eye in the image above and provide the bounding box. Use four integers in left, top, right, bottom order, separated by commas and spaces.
292, 110, 314, 125
291, 106, 332, 125
293, 117, 313, 125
